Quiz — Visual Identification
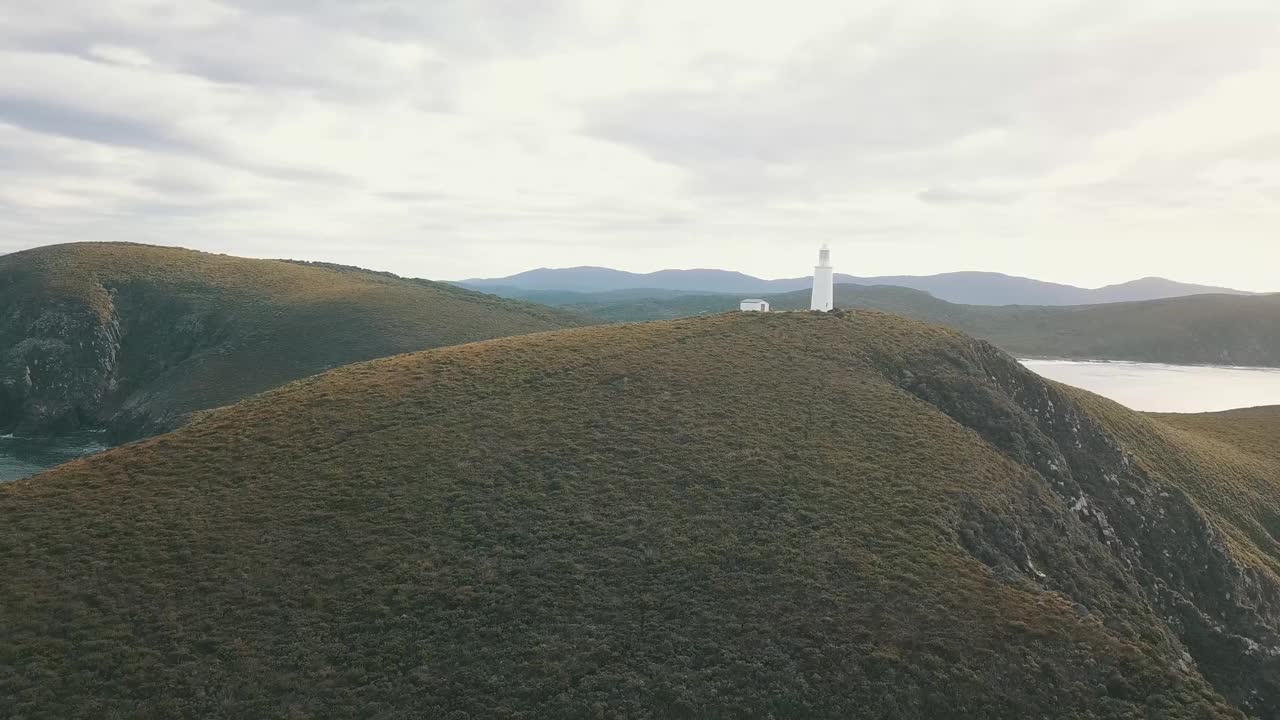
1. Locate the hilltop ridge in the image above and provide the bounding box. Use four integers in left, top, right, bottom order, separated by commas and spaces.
532, 284, 1280, 367
3, 311, 1276, 717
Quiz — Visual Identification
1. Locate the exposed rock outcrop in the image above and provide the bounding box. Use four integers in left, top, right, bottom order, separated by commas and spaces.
1, 294, 120, 435
0, 280, 227, 439
871, 329, 1280, 716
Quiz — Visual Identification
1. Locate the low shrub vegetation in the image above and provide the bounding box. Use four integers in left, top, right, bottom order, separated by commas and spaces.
2, 311, 1275, 717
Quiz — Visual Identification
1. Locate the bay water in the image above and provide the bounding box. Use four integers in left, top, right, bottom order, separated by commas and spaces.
1021, 359, 1280, 413
0, 431, 109, 483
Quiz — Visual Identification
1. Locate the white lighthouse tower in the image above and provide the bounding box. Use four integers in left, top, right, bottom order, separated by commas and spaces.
810, 243, 834, 311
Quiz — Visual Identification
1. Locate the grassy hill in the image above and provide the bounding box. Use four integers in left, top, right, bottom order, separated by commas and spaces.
3, 311, 1277, 718
464, 285, 726, 307
955, 294, 1280, 366
0, 243, 581, 440
560, 285, 1280, 366
1153, 405, 1280, 465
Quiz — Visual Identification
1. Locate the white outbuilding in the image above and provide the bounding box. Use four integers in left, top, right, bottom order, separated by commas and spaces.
739, 299, 770, 312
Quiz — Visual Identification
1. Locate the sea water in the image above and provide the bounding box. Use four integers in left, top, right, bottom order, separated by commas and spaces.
1021, 359, 1280, 413
0, 431, 109, 482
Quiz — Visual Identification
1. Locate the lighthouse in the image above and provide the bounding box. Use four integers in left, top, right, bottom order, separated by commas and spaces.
810, 244, 834, 312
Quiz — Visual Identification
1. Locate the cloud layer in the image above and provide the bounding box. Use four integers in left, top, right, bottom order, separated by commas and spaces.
1, 0, 1278, 289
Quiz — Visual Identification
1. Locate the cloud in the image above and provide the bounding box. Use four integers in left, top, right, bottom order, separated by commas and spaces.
215, 0, 582, 53
0, 95, 195, 152
0, 1, 1277, 290
586, 5, 1280, 200
918, 186, 1019, 206
86, 44, 152, 66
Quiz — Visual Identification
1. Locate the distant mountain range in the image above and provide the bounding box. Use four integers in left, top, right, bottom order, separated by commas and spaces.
460, 267, 1258, 306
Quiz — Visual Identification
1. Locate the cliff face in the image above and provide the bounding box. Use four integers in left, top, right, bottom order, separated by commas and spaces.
1, 276, 242, 437
0, 243, 582, 439
872, 331, 1280, 716
1, 286, 117, 435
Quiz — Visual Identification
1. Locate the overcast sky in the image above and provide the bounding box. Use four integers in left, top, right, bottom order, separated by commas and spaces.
1, 1, 1278, 289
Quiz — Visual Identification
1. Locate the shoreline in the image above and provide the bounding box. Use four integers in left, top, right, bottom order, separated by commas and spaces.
1017, 357, 1280, 372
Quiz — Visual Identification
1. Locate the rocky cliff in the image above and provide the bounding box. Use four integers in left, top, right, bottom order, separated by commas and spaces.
873, 329, 1280, 716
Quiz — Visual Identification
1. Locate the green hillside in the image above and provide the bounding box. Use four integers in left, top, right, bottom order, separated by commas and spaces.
562, 285, 1280, 366
1153, 405, 1280, 465
3, 311, 1276, 718
0, 243, 581, 440
956, 294, 1280, 366
460, 285, 724, 306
